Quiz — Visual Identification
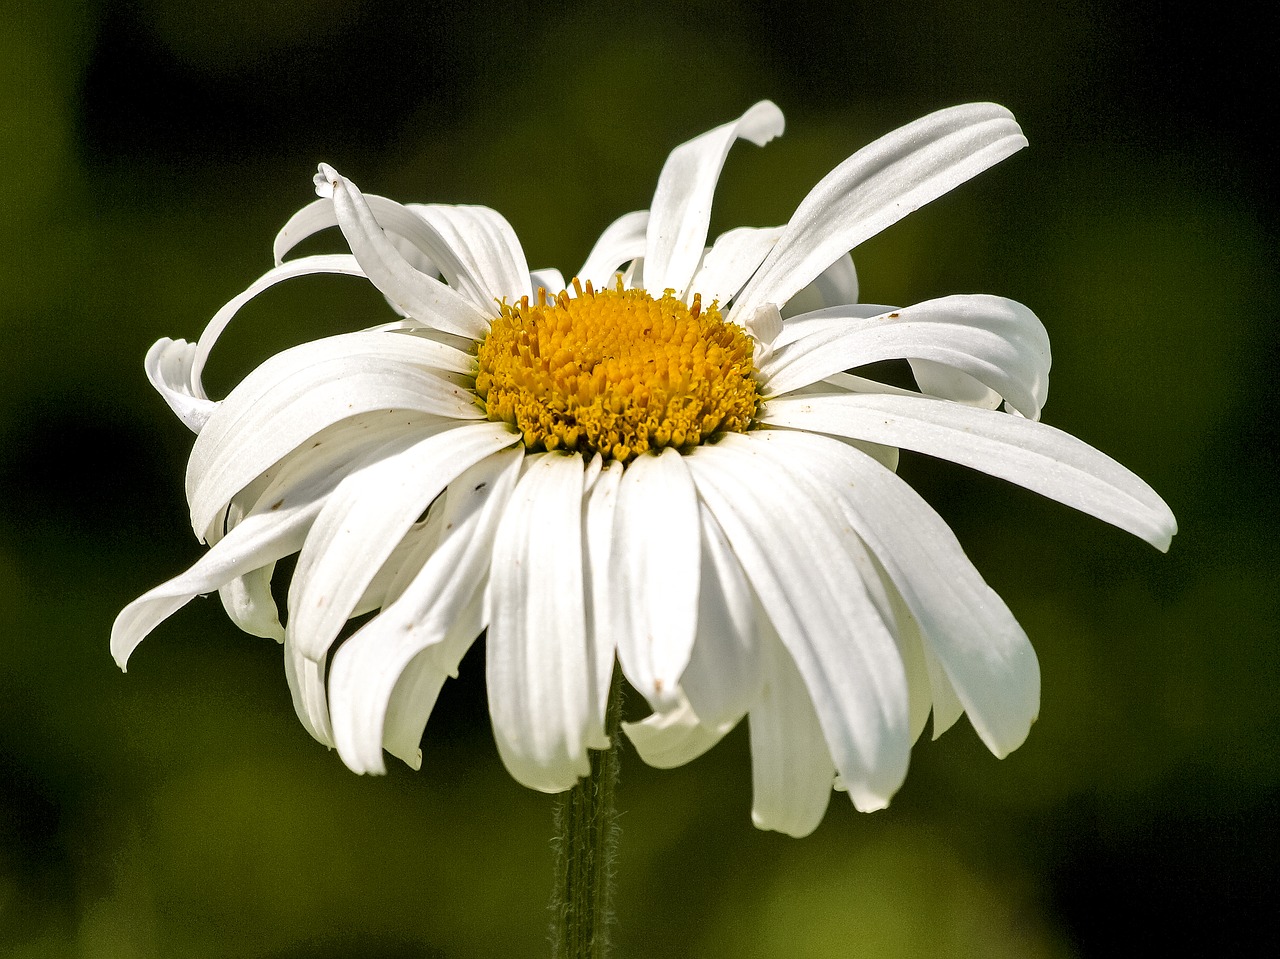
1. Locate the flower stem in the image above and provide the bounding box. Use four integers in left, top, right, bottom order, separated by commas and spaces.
550, 670, 623, 959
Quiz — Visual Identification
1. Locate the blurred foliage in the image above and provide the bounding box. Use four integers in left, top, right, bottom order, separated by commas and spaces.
1, 0, 1275, 956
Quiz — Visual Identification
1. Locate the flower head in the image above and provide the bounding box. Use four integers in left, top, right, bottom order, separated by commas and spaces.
114, 102, 1175, 836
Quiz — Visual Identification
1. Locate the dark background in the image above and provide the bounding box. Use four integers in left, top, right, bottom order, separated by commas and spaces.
1, 1, 1275, 956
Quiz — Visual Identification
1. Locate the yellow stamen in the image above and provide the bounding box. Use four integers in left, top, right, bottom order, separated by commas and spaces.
475, 281, 759, 464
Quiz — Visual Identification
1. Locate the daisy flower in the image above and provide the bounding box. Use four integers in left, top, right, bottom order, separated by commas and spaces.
113, 101, 1175, 837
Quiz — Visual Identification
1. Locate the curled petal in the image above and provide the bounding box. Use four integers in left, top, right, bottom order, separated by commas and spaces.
731, 102, 1026, 324
186, 331, 479, 540
145, 338, 216, 433
190, 254, 368, 397
645, 101, 785, 296
314, 165, 491, 338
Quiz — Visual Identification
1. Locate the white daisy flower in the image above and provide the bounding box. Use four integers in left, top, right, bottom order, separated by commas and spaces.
113, 102, 1176, 836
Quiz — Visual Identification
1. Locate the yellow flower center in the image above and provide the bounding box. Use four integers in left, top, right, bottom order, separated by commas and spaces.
475, 280, 760, 464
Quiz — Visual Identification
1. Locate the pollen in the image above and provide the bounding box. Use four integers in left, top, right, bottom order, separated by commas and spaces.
475, 280, 760, 464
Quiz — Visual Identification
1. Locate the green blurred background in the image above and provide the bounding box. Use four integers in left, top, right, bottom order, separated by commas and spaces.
1, 1, 1274, 956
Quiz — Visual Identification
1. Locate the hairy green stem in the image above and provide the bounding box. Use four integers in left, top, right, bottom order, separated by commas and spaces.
550, 671, 623, 959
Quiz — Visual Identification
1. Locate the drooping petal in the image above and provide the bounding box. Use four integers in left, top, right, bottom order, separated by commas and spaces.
761, 392, 1177, 550
687, 226, 782, 307
623, 695, 734, 769
749, 428, 1039, 758
922, 639, 965, 739
748, 628, 836, 838
327, 448, 522, 773
145, 338, 216, 432
760, 295, 1050, 419
679, 504, 763, 728
686, 434, 910, 812
186, 332, 479, 540
287, 423, 520, 663
189, 254, 368, 396
611, 448, 701, 711
378, 594, 483, 767
582, 459, 624, 749
860, 547, 933, 744
111, 473, 332, 669
314, 165, 492, 338
408, 203, 533, 306
487, 453, 593, 792
731, 103, 1026, 324
645, 101, 785, 296
578, 210, 650, 289
284, 631, 333, 745
349, 511, 442, 618
218, 562, 282, 641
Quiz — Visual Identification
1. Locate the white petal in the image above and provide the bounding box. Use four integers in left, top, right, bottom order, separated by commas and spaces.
774, 303, 897, 348
748, 630, 836, 837
408, 203, 532, 306
922, 639, 965, 739
578, 210, 649, 288
112, 485, 324, 670
487, 453, 592, 792
529, 268, 566, 299
582, 459, 624, 749
679, 504, 763, 728
145, 338, 216, 432
349, 511, 441, 618
315, 165, 491, 339
686, 434, 910, 811
623, 695, 734, 769
762, 392, 1177, 551
761, 295, 1050, 419
779, 253, 860, 319
328, 448, 522, 773
190, 254, 367, 397
731, 103, 1026, 324
749, 428, 1039, 758
687, 226, 782, 306
284, 632, 333, 745
645, 101, 785, 296
279, 193, 461, 294
865, 551, 933, 744
379, 581, 487, 769
186, 332, 479, 540
287, 423, 520, 663
218, 562, 282, 641
611, 448, 701, 710
909, 358, 1002, 410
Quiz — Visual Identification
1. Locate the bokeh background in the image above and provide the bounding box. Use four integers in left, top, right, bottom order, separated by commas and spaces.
2, 1, 1275, 956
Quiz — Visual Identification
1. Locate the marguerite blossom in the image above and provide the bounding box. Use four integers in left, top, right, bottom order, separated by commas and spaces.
113, 102, 1175, 837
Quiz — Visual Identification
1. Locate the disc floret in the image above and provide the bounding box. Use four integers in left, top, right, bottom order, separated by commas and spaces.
475, 280, 760, 464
